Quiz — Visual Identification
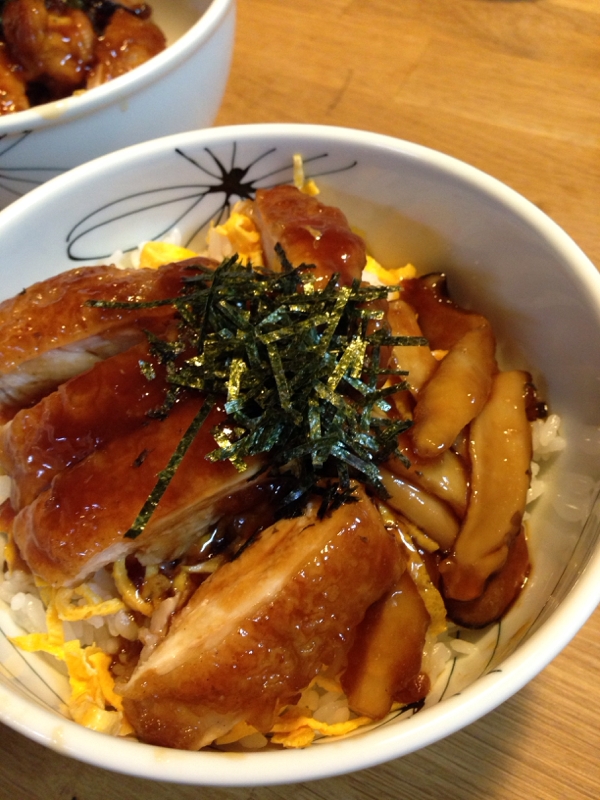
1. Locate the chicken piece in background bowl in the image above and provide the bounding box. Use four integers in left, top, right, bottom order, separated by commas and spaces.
0, 0, 167, 107
0, 0, 235, 211
0, 123, 599, 787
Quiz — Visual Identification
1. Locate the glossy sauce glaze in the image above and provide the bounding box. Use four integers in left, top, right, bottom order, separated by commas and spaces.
0, 257, 212, 419
0, 339, 175, 510
254, 184, 367, 285
11, 394, 261, 586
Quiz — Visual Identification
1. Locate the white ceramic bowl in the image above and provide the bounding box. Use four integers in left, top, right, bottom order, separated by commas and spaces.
0, 0, 235, 211
0, 123, 599, 786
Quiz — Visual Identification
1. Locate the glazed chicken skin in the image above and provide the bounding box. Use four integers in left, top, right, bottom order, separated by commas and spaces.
253, 184, 367, 285
2, 0, 95, 99
0, 339, 175, 510
0, 257, 212, 419
0, 41, 29, 114
86, 7, 166, 88
121, 487, 404, 750
11, 394, 262, 586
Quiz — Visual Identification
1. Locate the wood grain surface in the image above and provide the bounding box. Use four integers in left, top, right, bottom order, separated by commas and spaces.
1, 0, 599, 797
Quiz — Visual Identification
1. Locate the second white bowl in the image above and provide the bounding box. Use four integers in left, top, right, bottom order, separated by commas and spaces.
0, 0, 236, 211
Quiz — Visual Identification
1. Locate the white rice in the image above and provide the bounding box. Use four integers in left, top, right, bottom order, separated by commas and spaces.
531, 414, 566, 459
3, 583, 46, 634
526, 414, 566, 507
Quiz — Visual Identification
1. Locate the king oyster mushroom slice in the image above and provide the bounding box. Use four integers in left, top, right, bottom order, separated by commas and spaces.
444, 526, 530, 628
439, 369, 533, 602
387, 298, 438, 397
387, 435, 469, 519
379, 466, 460, 551
399, 273, 498, 459
410, 324, 497, 459
341, 568, 431, 720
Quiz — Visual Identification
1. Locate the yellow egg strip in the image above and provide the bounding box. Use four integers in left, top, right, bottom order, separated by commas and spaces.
10, 593, 131, 736
112, 557, 154, 616
270, 709, 372, 748
363, 255, 417, 286
215, 720, 260, 746
206, 203, 264, 266
293, 153, 320, 196
139, 241, 198, 269
395, 525, 448, 638
54, 584, 125, 621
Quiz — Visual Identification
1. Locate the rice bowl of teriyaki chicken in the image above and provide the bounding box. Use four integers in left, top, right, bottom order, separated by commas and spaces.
0, 0, 235, 210
0, 124, 599, 787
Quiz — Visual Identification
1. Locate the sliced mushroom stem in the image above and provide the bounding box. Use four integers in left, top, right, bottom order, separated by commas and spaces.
341, 570, 430, 720
410, 324, 497, 458
439, 370, 533, 601
444, 525, 530, 628
400, 273, 490, 350
379, 467, 460, 551
388, 435, 469, 518
387, 298, 438, 397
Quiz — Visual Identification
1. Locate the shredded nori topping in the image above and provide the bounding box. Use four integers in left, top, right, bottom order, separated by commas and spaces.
89, 250, 427, 538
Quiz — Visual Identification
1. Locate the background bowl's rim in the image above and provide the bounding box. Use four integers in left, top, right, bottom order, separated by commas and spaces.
0, 122, 599, 786
0, 0, 234, 134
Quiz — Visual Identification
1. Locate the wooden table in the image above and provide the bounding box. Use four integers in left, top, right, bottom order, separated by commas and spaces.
1, 1, 599, 797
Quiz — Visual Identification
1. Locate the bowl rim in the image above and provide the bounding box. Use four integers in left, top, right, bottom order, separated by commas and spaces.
0, 0, 234, 134
0, 122, 599, 786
